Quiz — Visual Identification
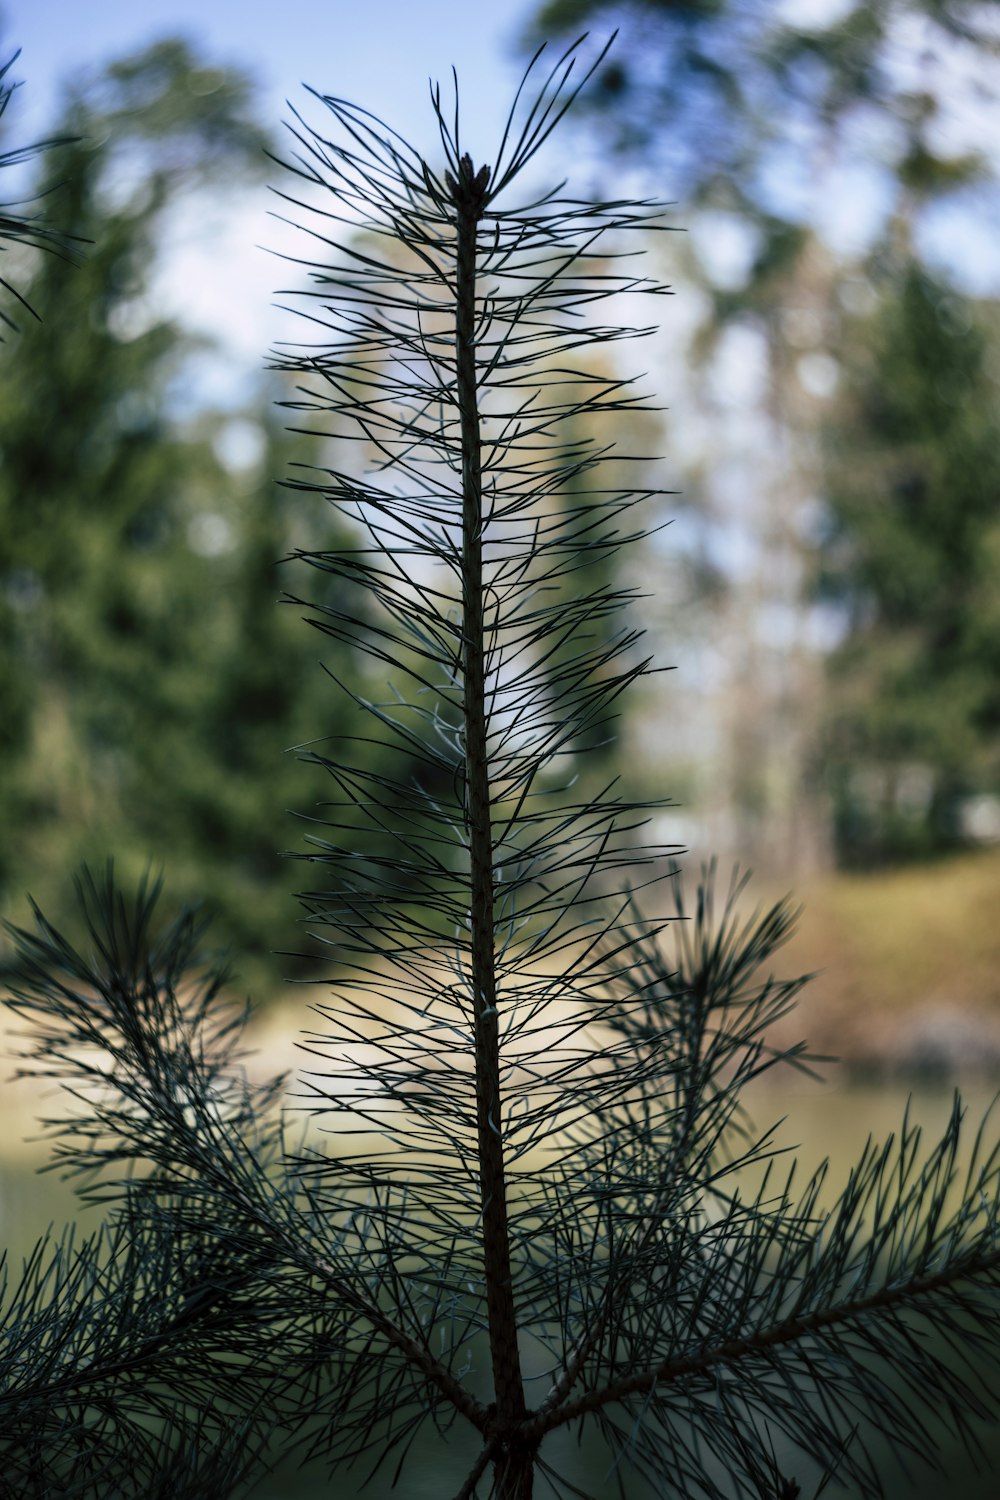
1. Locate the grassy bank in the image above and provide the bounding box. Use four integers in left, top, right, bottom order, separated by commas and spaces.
773, 846, 1000, 1071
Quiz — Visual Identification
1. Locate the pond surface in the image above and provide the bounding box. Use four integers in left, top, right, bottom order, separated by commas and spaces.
2, 1075, 998, 1497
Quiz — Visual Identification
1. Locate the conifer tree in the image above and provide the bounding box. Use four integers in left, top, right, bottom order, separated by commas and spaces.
817, 261, 1000, 862
3, 39, 1000, 1500
0, 42, 379, 986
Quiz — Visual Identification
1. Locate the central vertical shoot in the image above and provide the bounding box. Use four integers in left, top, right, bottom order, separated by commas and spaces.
450, 154, 527, 1434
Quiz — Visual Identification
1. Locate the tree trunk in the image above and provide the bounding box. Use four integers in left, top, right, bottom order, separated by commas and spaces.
451, 149, 527, 1435
492, 1443, 537, 1499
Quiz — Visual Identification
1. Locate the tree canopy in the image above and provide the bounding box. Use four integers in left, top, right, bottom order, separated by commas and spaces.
0, 40, 374, 990
520, 0, 1000, 868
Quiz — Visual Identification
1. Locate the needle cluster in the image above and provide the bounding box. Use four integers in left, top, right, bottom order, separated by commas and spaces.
3, 37, 1000, 1500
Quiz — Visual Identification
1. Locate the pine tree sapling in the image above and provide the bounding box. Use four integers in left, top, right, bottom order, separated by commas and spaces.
4, 37, 1000, 1500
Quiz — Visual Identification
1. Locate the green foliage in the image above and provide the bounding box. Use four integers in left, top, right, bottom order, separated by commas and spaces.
3, 39, 1000, 1500
0, 871, 300, 1498
520, 0, 998, 203
520, 0, 1000, 876
817, 264, 1000, 862
0, 41, 377, 990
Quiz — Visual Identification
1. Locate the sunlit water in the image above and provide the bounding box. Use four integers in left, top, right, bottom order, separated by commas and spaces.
3, 1076, 998, 1497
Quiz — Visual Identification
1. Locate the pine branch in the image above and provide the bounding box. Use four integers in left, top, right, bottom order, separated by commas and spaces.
0, 51, 84, 333
532, 1242, 1000, 1439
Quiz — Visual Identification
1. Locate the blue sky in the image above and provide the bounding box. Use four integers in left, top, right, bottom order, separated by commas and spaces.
3, 0, 546, 161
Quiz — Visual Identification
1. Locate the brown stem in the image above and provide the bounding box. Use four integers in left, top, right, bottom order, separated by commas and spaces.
448, 152, 526, 1431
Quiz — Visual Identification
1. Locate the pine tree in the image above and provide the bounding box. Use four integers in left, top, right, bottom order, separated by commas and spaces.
4, 40, 1000, 1500
817, 261, 1000, 862
0, 42, 377, 987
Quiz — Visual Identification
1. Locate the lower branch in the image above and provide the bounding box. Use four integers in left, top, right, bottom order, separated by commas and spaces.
526, 1243, 1000, 1440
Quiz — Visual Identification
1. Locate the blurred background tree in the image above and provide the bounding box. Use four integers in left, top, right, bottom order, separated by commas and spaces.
0, 39, 379, 992
818, 258, 1000, 864
519, 0, 1000, 876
